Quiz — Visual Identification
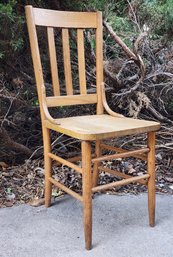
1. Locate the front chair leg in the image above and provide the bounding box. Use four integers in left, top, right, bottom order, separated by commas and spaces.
147, 131, 156, 227
82, 141, 92, 250
92, 140, 101, 187
43, 127, 52, 208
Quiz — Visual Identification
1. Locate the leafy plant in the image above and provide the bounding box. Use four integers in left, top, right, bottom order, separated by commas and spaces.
0, 0, 24, 61
139, 0, 173, 38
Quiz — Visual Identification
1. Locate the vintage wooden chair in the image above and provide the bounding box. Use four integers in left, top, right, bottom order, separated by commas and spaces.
25, 6, 160, 250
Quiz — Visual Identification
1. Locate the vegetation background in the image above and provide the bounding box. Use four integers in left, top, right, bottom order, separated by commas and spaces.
0, 0, 173, 206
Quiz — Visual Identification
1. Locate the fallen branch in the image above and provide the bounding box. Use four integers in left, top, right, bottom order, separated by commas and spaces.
147, 105, 173, 124
103, 20, 137, 60
0, 127, 32, 156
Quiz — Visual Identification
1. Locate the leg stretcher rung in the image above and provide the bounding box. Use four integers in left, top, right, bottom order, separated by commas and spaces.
54, 154, 96, 167
92, 174, 150, 193
100, 144, 147, 161
92, 148, 149, 163
48, 152, 82, 173
98, 166, 148, 185
49, 177, 83, 202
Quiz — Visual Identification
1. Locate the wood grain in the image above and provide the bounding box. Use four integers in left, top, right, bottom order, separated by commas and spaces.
77, 29, 87, 94
44, 114, 160, 140
33, 7, 97, 28
46, 94, 97, 107
62, 29, 73, 95
49, 177, 83, 202
82, 141, 92, 250
92, 141, 101, 187
48, 152, 82, 173
92, 174, 150, 193
100, 143, 147, 161
98, 166, 148, 185
147, 131, 156, 227
47, 27, 60, 96
25, 6, 160, 250
92, 148, 149, 163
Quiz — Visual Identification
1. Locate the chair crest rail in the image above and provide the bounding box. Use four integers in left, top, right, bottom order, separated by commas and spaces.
33, 8, 97, 28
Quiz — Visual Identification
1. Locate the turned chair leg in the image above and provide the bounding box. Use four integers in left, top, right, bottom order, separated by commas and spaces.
92, 140, 101, 187
82, 141, 92, 250
44, 127, 52, 208
147, 131, 156, 227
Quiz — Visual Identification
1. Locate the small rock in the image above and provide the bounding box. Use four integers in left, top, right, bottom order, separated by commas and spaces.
29, 198, 45, 207
165, 177, 173, 183
6, 193, 15, 200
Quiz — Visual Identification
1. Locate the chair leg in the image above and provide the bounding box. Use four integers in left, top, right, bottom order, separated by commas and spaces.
92, 140, 101, 187
43, 127, 52, 208
147, 131, 156, 227
82, 141, 92, 250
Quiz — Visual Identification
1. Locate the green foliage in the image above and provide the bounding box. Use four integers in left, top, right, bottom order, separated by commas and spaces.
62, 0, 128, 18
139, 0, 173, 38
0, 0, 24, 61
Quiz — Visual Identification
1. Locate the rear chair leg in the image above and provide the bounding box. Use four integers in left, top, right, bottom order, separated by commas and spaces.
92, 140, 101, 187
43, 127, 52, 207
82, 141, 92, 250
147, 131, 156, 227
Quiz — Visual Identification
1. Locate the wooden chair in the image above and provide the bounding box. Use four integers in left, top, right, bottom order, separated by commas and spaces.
25, 6, 160, 250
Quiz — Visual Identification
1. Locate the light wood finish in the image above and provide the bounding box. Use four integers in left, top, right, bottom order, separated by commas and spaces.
25, 7, 53, 207
92, 140, 101, 187
62, 29, 73, 95
47, 27, 60, 96
98, 166, 148, 185
100, 144, 147, 161
41, 84, 61, 125
96, 12, 104, 114
25, 6, 160, 250
44, 128, 52, 207
25, 6, 44, 116
33, 8, 97, 28
102, 83, 124, 118
82, 141, 92, 250
49, 177, 83, 202
92, 148, 149, 163
55, 153, 96, 167
147, 132, 156, 227
92, 174, 150, 193
44, 114, 160, 141
48, 152, 82, 173
46, 94, 97, 107
77, 29, 87, 94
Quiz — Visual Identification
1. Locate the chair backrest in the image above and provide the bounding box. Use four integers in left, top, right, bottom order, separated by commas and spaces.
25, 6, 104, 116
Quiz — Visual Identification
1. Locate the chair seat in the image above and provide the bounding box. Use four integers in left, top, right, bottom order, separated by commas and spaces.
44, 114, 160, 140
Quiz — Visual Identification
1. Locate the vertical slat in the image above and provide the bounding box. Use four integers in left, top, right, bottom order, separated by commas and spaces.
96, 11, 104, 114
147, 131, 156, 227
62, 29, 73, 95
47, 27, 60, 96
77, 29, 87, 94
82, 141, 92, 250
